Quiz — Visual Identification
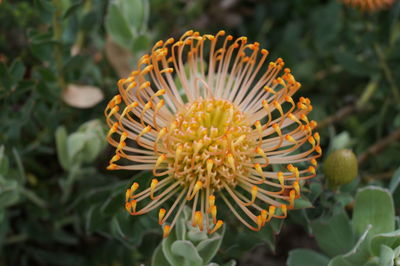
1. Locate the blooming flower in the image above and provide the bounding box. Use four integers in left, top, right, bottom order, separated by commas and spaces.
341, 0, 394, 11
105, 30, 321, 237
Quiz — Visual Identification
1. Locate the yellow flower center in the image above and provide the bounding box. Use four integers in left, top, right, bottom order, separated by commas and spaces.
162, 98, 256, 190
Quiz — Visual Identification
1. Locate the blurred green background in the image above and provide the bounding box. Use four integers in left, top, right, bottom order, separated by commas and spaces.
1, 0, 400, 265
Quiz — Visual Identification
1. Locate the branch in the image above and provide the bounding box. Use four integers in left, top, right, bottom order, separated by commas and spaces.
358, 128, 400, 165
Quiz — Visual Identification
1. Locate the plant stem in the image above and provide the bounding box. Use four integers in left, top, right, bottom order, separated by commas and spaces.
318, 77, 379, 129
358, 128, 400, 164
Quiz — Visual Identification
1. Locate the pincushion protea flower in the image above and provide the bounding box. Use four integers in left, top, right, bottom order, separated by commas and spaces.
341, 0, 394, 11
105, 30, 322, 237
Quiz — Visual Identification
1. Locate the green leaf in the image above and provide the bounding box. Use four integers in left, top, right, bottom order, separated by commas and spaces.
152, 244, 171, 266
379, 245, 394, 266
287, 249, 329, 266
67, 132, 87, 164
0, 146, 9, 176
352, 187, 395, 238
370, 230, 400, 256
196, 228, 225, 264
9, 58, 26, 85
55, 127, 70, 170
105, 2, 134, 50
388, 167, 400, 193
311, 210, 355, 257
0, 179, 20, 208
162, 229, 183, 266
328, 226, 372, 266
311, 1, 342, 52
171, 240, 203, 266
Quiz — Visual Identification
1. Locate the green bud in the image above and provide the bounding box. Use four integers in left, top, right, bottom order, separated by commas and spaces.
323, 149, 358, 189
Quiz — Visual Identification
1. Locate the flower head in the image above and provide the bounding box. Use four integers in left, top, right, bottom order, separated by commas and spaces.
105, 30, 321, 237
341, 0, 394, 11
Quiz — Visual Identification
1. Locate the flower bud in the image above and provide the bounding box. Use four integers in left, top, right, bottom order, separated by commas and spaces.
323, 149, 358, 189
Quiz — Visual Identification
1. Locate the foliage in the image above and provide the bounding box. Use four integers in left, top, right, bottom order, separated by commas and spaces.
288, 186, 399, 266
0, 0, 399, 265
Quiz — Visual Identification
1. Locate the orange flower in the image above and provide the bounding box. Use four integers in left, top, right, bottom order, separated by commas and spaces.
105, 31, 321, 237
341, 0, 394, 11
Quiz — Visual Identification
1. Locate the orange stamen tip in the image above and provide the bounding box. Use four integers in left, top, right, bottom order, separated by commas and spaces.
272, 124, 281, 135
254, 163, 263, 174
130, 182, 139, 193
309, 166, 316, 175
227, 153, 235, 170
110, 154, 120, 163
193, 181, 203, 196
194, 211, 203, 230
310, 120, 317, 129
311, 159, 318, 166
107, 164, 117, 170
156, 154, 167, 167
261, 210, 267, 225
285, 135, 296, 143
209, 195, 215, 207
255, 120, 262, 132
278, 172, 284, 185
159, 208, 166, 224
209, 220, 223, 234
125, 189, 131, 202
206, 159, 214, 176
281, 204, 287, 217
293, 182, 300, 196
210, 205, 217, 224
315, 146, 322, 154
163, 225, 171, 238
257, 215, 263, 230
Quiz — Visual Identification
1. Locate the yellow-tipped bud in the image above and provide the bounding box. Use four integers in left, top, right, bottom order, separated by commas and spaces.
227, 153, 235, 170
193, 181, 203, 195
154, 89, 166, 97
138, 125, 152, 138
244, 185, 258, 206
257, 215, 263, 230
254, 163, 263, 175
209, 195, 215, 207
311, 159, 318, 166
209, 220, 223, 234
261, 210, 267, 226
155, 99, 165, 112
289, 190, 296, 209
255, 120, 262, 133
110, 154, 120, 164
125, 189, 131, 202
207, 159, 214, 176
255, 147, 267, 160
210, 205, 217, 224
267, 205, 276, 221
281, 204, 287, 217
193, 140, 204, 154
156, 154, 167, 168
139, 81, 151, 90
273, 101, 283, 114
130, 182, 139, 193
107, 163, 118, 170
309, 166, 316, 175
277, 171, 284, 186
194, 211, 203, 230
293, 181, 300, 196
163, 225, 171, 238
150, 179, 159, 199
285, 135, 296, 143
159, 208, 166, 224
272, 123, 281, 135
